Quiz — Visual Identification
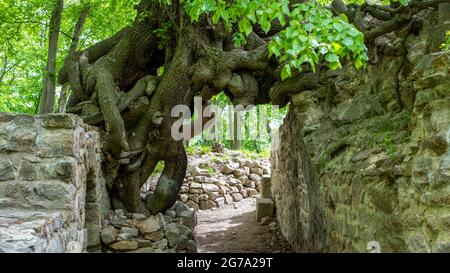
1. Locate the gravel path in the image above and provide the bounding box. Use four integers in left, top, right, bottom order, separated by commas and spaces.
195, 197, 291, 253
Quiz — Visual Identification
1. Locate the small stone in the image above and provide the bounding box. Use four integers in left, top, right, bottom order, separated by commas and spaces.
114, 209, 126, 219
101, 226, 118, 245
199, 200, 217, 210
165, 223, 181, 247
145, 230, 165, 242
180, 194, 189, 202
195, 176, 211, 183
251, 167, 264, 176
109, 241, 139, 251
233, 169, 245, 177
129, 247, 155, 253
132, 213, 147, 221
188, 194, 199, 203
156, 213, 167, 230
165, 209, 177, 219
219, 185, 229, 195
199, 194, 209, 201
136, 217, 161, 235
231, 193, 243, 202
120, 227, 139, 237
241, 189, 248, 198
238, 175, 248, 183
208, 192, 220, 200
202, 183, 220, 192
244, 160, 255, 168
191, 167, 204, 176
228, 177, 241, 186
135, 238, 152, 248
186, 200, 200, 211
117, 233, 133, 241
215, 197, 226, 209
175, 202, 191, 215
221, 163, 238, 174
230, 186, 239, 193
224, 194, 233, 204
249, 173, 261, 183
152, 239, 168, 250
186, 240, 197, 253
260, 217, 273, 225
177, 209, 197, 228
190, 182, 202, 189
190, 188, 203, 194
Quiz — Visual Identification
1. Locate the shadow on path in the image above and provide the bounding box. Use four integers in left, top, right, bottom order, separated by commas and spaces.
195, 198, 291, 253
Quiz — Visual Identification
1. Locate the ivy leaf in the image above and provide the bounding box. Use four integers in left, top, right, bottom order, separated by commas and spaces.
238, 18, 253, 36
260, 17, 271, 33
329, 61, 342, 70
304, 23, 313, 32
281, 64, 292, 81
333, 22, 344, 32
325, 53, 339, 63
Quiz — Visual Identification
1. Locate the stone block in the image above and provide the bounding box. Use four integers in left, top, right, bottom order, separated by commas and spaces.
0, 159, 15, 181
261, 175, 272, 199
40, 114, 77, 129
256, 198, 274, 221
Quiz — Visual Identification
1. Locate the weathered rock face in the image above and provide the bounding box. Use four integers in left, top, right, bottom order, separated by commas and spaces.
0, 113, 109, 252
272, 11, 450, 253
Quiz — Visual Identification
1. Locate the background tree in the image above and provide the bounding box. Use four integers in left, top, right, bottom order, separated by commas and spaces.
58, 5, 90, 113
38, 0, 64, 114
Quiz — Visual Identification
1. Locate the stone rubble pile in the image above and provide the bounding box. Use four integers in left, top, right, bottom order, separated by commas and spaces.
179, 154, 271, 211
100, 202, 197, 253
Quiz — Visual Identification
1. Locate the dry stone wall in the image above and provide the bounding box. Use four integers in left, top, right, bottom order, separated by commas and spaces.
271, 10, 450, 253
0, 113, 109, 252
176, 152, 270, 211
100, 203, 197, 253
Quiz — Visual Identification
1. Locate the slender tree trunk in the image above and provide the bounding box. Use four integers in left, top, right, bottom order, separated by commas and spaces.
38, 0, 64, 114
232, 111, 241, 150
58, 6, 89, 113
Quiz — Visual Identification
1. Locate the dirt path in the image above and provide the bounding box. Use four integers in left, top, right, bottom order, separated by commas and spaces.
195, 197, 291, 253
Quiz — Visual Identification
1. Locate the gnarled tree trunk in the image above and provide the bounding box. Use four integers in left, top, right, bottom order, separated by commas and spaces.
59, 0, 449, 215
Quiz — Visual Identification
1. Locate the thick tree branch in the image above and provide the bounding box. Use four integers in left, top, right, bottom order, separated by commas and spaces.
269, 71, 320, 107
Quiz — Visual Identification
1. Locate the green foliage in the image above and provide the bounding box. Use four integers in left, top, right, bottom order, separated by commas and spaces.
441, 31, 450, 51
381, 0, 410, 6
200, 146, 212, 155
159, 0, 368, 80
0, 0, 138, 113
185, 146, 196, 155
269, 2, 368, 79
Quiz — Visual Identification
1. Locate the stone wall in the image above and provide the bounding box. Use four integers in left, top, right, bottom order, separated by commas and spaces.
0, 113, 109, 252
271, 10, 450, 253
100, 203, 197, 253
181, 153, 269, 211
143, 151, 270, 211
